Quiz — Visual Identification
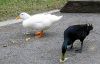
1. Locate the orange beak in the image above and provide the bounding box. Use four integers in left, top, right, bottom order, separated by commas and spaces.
16, 16, 21, 20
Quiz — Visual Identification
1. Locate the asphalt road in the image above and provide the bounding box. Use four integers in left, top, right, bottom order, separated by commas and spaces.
0, 12, 100, 64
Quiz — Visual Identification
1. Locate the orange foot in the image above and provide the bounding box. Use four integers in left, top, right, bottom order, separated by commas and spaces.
35, 31, 44, 38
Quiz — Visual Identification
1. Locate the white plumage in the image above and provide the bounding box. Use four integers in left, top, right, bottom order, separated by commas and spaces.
16, 12, 63, 37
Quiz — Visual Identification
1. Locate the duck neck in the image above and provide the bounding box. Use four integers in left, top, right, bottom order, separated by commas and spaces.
25, 16, 31, 20
23, 14, 31, 20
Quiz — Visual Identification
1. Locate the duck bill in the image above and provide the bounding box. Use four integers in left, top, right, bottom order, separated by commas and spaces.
16, 16, 21, 20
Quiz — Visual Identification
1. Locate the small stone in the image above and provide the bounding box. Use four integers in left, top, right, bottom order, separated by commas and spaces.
25, 37, 31, 41
10, 40, 15, 43
24, 33, 30, 35
3, 45, 7, 47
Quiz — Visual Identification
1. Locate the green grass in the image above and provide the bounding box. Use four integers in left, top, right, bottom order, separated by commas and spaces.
0, 0, 67, 21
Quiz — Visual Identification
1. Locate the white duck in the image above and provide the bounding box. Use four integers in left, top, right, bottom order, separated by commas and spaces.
16, 12, 63, 38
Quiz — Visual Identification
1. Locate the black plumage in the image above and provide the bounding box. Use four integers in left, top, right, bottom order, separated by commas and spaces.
61, 24, 93, 61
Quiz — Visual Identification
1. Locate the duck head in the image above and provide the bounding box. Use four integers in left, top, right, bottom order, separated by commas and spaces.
16, 12, 31, 20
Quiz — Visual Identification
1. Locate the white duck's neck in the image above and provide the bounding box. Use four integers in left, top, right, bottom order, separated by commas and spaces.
23, 14, 31, 20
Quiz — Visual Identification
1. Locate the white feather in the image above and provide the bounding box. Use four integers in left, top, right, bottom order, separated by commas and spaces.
18, 12, 63, 31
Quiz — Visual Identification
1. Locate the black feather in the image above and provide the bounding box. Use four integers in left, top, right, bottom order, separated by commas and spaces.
61, 24, 93, 61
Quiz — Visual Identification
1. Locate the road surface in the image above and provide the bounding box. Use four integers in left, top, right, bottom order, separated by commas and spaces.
0, 11, 100, 64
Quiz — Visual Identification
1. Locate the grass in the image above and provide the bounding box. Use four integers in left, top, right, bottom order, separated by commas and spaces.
0, 0, 67, 21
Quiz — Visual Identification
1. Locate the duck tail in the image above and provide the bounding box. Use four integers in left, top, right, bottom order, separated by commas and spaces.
56, 15, 63, 21
52, 15, 63, 23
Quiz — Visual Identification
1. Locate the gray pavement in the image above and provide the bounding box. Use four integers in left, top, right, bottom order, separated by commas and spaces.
0, 12, 100, 64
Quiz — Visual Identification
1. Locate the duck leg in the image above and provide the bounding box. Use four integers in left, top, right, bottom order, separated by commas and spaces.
35, 31, 44, 38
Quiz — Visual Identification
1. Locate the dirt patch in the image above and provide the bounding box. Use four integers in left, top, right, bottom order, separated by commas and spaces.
60, 1, 100, 13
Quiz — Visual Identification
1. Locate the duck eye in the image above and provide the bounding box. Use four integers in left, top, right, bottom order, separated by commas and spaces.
21, 14, 24, 15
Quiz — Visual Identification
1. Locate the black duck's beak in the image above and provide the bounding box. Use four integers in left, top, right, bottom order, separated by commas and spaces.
61, 53, 65, 61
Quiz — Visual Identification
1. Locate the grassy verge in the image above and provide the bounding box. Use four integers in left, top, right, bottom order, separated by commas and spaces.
0, 0, 67, 21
